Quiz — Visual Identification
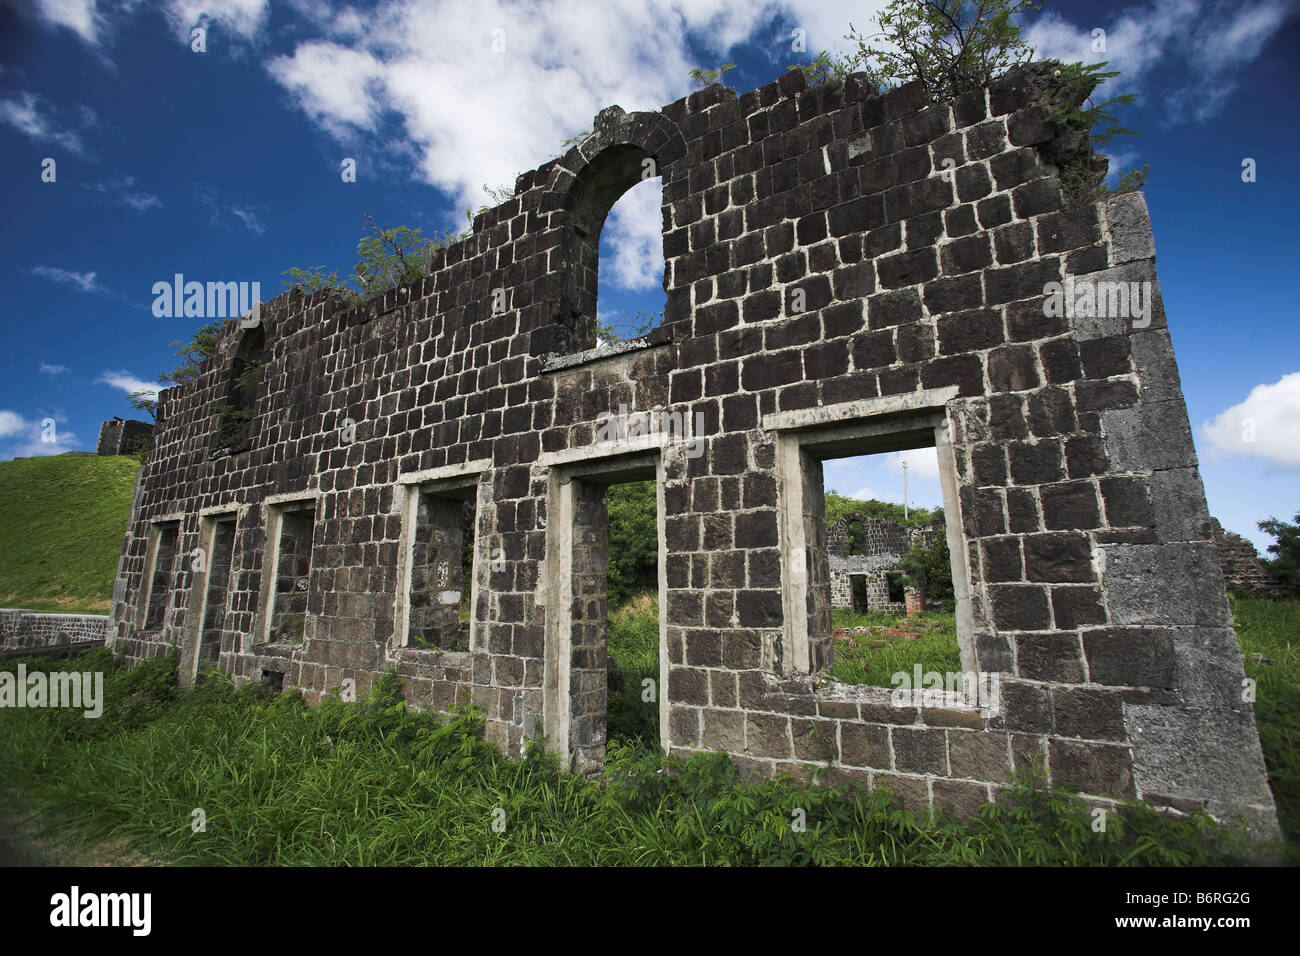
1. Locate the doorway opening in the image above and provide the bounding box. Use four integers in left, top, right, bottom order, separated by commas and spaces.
544, 454, 666, 776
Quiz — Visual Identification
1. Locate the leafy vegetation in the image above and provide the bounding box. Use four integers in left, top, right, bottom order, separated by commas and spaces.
0, 455, 138, 614
282, 214, 465, 305
838, 0, 1040, 103
688, 63, 737, 89
0, 648, 1265, 866
607, 481, 659, 607
1258, 513, 1300, 596
606, 590, 660, 747
824, 489, 940, 529
899, 533, 954, 605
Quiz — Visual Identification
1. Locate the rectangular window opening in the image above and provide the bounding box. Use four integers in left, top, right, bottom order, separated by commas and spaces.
143, 522, 180, 630
268, 505, 315, 645
773, 405, 979, 703
407, 487, 476, 652
815, 446, 961, 689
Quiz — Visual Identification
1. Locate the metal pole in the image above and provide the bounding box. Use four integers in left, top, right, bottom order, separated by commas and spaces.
902, 459, 909, 520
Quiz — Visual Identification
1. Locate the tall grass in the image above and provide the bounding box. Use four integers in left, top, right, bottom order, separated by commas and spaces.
0, 648, 1264, 866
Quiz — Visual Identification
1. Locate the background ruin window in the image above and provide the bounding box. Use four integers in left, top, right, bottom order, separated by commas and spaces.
218, 324, 264, 452
268, 504, 314, 644
143, 521, 179, 630
407, 488, 476, 651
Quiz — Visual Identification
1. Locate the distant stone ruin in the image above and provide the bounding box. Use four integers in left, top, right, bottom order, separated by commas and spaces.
105, 63, 1280, 840
1212, 519, 1289, 600
827, 512, 943, 612
96, 418, 153, 456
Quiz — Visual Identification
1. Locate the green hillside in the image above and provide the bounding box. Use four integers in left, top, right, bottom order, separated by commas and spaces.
0, 455, 138, 614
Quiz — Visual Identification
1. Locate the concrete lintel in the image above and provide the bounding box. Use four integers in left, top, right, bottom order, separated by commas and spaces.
263, 490, 321, 508
538, 433, 666, 468
540, 337, 664, 372
397, 457, 493, 486
762, 386, 959, 432
198, 503, 242, 519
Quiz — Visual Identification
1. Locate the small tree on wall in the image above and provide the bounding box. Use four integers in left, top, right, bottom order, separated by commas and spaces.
898, 534, 955, 606
783, 0, 1145, 204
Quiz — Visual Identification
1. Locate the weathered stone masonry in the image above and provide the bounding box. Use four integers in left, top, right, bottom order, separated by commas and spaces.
107, 64, 1279, 838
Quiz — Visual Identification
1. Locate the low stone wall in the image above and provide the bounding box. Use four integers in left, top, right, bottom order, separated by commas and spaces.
0, 609, 109, 651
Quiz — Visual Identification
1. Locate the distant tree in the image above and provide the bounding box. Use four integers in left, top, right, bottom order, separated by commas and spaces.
1258, 513, 1300, 596
824, 489, 940, 529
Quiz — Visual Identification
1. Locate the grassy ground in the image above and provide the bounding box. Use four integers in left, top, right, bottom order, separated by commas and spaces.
0, 454, 139, 614
830, 608, 962, 687
1234, 596, 1300, 857
0, 648, 1257, 866
607, 591, 660, 748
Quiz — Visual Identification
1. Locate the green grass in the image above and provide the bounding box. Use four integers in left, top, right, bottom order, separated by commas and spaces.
606, 591, 660, 748
0, 649, 1257, 866
0, 454, 139, 614
1234, 596, 1300, 860
830, 608, 963, 687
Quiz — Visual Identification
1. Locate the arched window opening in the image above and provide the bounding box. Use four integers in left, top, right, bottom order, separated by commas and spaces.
217, 324, 264, 453
563, 144, 666, 354
596, 177, 665, 344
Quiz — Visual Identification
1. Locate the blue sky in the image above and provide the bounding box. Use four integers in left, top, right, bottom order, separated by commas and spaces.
1, 0, 1296, 553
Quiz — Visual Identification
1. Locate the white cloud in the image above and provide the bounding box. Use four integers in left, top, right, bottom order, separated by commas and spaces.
0, 411, 26, 437
163, 0, 270, 43
87, 176, 163, 211
888, 447, 941, 480
262, 0, 836, 219
1024, 1, 1293, 124
31, 265, 106, 294
38, 363, 69, 376
851, 485, 889, 502
33, 0, 102, 45
0, 91, 84, 153
230, 206, 265, 235
98, 371, 161, 399
602, 178, 664, 292
196, 186, 263, 234
0, 411, 79, 459
1200, 372, 1300, 469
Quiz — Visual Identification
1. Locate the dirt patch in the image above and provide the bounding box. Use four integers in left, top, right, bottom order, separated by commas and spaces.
0, 799, 161, 867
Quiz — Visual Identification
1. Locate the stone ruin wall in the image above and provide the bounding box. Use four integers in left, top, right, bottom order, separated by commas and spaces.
105, 64, 1280, 838
826, 512, 942, 612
